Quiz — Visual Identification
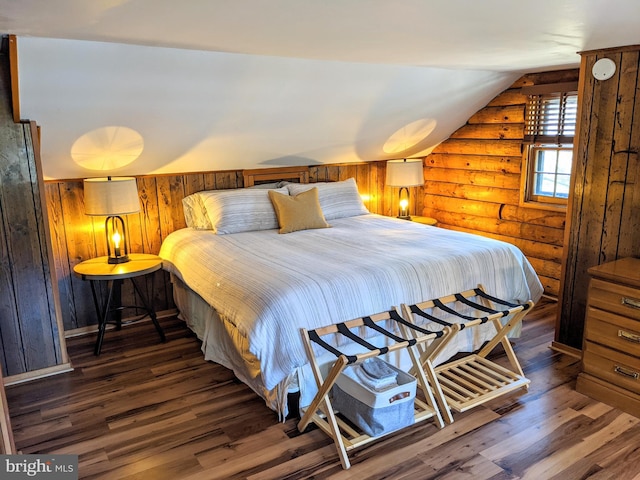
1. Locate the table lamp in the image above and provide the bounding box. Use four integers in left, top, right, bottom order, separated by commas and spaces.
385, 159, 424, 219
83, 177, 140, 264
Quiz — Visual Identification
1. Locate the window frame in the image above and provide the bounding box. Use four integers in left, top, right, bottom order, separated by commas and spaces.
520, 87, 578, 211
521, 144, 573, 210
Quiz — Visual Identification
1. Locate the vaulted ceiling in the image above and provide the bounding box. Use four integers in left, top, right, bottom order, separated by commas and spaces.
2, 0, 640, 179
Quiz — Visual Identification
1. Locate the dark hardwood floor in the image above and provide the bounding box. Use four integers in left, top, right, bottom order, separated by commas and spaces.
6, 298, 640, 479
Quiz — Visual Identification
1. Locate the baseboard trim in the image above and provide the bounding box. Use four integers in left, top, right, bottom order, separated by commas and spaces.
550, 341, 582, 359
4, 363, 74, 386
64, 308, 179, 338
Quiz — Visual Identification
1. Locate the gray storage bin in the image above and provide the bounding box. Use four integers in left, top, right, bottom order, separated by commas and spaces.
331, 360, 416, 437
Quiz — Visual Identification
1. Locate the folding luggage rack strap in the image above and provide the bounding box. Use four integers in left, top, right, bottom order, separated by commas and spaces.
401, 285, 534, 417
297, 308, 452, 470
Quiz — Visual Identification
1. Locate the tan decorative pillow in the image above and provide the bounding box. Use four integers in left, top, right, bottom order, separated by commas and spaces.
268, 187, 330, 234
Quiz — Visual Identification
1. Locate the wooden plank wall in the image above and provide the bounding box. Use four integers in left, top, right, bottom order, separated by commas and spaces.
422, 69, 580, 298
0, 49, 69, 378
557, 46, 640, 350
45, 161, 403, 332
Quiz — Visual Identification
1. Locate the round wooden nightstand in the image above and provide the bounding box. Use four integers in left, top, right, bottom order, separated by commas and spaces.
73, 253, 165, 355
410, 216, 438, 227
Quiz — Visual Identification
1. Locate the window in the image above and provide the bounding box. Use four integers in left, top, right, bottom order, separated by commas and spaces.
527, 146, 572, 203
522, 90, 578, 208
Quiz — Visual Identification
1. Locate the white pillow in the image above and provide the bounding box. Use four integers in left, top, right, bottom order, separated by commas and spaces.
199, 187, 289, 234
286, 178, 369, 220
182, 193, 213, 230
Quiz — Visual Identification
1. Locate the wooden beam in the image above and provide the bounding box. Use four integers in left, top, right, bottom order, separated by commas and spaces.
520, 82, 579, 95
8, 35, 19, 123
30, 121, 70, 365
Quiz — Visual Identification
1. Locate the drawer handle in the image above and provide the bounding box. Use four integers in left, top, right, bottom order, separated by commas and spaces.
618, 329, 640, 344
613, 365, 639, 380
622, 297, 640, 309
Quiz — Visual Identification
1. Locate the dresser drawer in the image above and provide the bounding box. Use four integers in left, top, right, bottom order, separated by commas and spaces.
583, 341, 640, 393
588, 278, 640, 321
584, 307, 640, 354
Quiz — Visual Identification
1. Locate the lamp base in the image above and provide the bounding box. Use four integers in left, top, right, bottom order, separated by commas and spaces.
108, 255, 130, 264
397, 215, 412, 220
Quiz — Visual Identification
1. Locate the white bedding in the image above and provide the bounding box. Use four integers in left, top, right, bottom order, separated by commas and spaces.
159, 213, 543, 415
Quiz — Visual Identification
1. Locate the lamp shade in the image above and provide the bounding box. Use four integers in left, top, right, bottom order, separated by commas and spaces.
385, 159, 424, 187
83, 177, 140, 216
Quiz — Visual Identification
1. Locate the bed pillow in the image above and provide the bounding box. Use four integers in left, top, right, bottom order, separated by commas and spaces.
268, 188, 330, 234
182, 193, 213, 230
197, 187, 289, 234
286, 178, 369, 220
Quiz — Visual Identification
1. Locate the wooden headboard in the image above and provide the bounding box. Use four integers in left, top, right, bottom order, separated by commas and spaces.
242, 166, 310, 187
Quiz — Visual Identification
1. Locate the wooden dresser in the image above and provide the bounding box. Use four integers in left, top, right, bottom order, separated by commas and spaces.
0, 364, 16, 453
576, 257, 640, 417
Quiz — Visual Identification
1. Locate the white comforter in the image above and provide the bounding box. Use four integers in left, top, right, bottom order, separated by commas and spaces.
159, 214, 543, 397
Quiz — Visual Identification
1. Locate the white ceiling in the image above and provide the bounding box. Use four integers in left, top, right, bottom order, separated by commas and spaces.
4, 0, 639, 71
2, 0, 640, 179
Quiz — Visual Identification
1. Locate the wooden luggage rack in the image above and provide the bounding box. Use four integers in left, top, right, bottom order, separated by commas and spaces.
297, 308, 450, 470
401, 286, 534, 417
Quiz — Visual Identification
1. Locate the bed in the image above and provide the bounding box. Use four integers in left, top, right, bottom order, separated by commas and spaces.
159, 174, 543, 418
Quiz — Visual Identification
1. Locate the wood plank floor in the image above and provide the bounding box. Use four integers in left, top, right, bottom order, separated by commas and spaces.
6, 298, 640, 479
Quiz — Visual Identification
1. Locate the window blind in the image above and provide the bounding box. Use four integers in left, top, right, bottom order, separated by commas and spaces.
524, 92, 578, 145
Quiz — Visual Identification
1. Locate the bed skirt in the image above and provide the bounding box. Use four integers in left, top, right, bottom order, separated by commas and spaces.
169, 274, 526, 420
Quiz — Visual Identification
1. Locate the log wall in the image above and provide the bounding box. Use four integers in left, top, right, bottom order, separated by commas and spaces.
45, 161, 407, 332
422, 69, 580, 298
